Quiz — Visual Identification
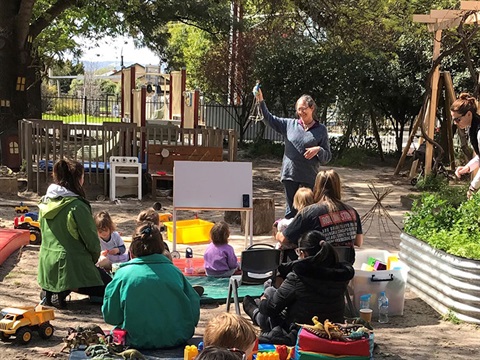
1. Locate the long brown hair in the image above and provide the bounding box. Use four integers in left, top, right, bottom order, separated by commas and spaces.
53, 158, 86, 198
313, 169, 342, 211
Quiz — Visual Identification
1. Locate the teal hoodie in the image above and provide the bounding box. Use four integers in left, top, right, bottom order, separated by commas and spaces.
102, 254, 200, 349
37, 184, 102, 292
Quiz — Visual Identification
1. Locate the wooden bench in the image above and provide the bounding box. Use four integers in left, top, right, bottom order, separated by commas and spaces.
147, 145, 223, 199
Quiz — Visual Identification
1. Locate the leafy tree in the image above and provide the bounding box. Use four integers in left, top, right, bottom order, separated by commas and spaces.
0, 0, 231, 163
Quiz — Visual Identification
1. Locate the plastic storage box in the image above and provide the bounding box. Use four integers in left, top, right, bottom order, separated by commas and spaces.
352, 249, 409, 316
164, 219, 214, 244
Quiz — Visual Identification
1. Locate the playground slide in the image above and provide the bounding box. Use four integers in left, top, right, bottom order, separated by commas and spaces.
0, 229, 30, 266
76, 132, 121, 161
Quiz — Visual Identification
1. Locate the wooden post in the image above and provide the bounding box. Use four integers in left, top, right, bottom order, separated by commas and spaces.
425, 29, 442, 175
443, 71, 457, 169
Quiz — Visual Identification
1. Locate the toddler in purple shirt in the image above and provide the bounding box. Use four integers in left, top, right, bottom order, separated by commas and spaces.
203, 221, 239, 277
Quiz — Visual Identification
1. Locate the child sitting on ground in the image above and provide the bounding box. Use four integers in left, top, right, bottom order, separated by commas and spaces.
136, 207, 172, 260
102, 222, 200, 349
203, 312, 258, 357
274, 187, 314, 262
94, 211, 129, 271
203, 221, 239, 277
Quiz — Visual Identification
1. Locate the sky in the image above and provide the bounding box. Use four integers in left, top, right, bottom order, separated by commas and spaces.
78, 35, 161, 69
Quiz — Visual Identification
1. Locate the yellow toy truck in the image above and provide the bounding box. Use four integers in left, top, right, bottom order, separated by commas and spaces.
14, 214, 41, 245
0, 305, 55, 344
14, 203, 29, 214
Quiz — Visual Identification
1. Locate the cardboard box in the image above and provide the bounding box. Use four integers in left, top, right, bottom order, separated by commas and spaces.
352, 249, 409, 316
164, 219, 214, 244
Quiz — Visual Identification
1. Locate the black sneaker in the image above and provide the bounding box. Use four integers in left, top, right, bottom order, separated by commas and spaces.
40, 290, 53, 306
50, 290, 71, 309
242, 295, 258, 319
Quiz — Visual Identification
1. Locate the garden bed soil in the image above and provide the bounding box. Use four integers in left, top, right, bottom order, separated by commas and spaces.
0, 158, 479, 359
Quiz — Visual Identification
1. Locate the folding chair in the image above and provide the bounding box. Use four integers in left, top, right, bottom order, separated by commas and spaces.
334, 245, 358, 318
226, 244, 281, 315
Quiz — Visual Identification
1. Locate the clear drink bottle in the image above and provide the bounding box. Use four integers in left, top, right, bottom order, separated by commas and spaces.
378, 291, 389, 323
185, 247, 194, 274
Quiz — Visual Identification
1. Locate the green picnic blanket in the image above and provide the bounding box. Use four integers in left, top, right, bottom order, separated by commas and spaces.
186, 276, 264, 304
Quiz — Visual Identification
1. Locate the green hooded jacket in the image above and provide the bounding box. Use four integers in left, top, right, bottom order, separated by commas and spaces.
37, 186, 102, 292
102, 254, 200, 349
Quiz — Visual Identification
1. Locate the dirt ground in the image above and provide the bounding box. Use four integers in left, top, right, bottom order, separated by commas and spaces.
1, 157, 479, 360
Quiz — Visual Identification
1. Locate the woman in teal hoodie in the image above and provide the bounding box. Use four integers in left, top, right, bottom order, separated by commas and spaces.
38, 159, 111, 308
102, 223, 200, 349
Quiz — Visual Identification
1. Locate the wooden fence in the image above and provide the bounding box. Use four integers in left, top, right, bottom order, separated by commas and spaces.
19, 119, 238, 197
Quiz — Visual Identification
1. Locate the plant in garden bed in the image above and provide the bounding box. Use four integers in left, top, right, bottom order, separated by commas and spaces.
404, 182, 480, 260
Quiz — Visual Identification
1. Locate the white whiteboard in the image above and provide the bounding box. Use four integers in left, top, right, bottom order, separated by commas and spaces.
173, 161, 252, 209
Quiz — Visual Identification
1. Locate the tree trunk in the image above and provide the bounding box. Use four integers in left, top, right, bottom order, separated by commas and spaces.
0, 3, 29, 165
369, 108, 385, 162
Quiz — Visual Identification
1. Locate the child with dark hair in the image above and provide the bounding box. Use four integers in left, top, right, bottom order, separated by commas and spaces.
243, 230, 354, 345
136, 207, 172, 260
197, 346, 246, 360
38, 158, 111, 308
203, 221, 239, 277
102, 222, 200, 349
94, 211, 129, 271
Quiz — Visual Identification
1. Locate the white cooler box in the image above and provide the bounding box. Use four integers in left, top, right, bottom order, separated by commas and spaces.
352, 249, 409, 316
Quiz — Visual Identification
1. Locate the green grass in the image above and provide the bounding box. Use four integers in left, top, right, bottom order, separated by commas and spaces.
42, 113, 122, 124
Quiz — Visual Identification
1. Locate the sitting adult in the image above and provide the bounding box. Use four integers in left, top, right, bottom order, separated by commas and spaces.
276, 169, 363, 265
243, 231, 354, 345
38, 159, 111, 308
102, 223, 200, 349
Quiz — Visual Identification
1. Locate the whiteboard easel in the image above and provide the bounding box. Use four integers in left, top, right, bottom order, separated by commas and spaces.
172, 161, 253, 251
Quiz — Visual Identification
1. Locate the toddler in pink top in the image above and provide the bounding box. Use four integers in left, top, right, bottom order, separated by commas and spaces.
203, 221, 239, 277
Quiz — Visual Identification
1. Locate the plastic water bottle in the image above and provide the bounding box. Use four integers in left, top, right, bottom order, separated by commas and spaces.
378, 291, 389, 323
359, 294, 371, 310
185, 247, 194, 275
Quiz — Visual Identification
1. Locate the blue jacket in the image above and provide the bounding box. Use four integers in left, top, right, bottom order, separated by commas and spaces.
260, 101, 331, 186
102, 254, 200, 349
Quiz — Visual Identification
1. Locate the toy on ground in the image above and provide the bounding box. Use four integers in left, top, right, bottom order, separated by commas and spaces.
0, 304, 55, 344
14, 202, 29, 214
14, 212, 41, 245
60, 324, 105, 353
296, 316, 372, 341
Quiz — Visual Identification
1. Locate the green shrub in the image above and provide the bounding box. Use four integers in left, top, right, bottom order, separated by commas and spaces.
53, 99, 81, 116
243, 139, 284, 159
404, 186, 480, 260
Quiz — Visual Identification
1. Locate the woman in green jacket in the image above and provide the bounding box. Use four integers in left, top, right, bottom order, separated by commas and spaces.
38, 159, 111, 308
102, 223, 201, 349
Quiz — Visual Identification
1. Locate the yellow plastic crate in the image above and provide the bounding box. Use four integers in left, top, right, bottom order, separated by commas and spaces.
164, 219, 214, 244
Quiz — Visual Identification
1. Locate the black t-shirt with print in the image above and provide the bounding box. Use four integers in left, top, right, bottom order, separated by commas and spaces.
283, 202, 362, 262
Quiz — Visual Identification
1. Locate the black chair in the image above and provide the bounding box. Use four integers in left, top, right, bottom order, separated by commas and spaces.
226, 243, 282, 315
333, 245, 358, 318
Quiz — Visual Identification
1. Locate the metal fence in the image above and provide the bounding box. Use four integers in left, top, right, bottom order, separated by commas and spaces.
42, 94, 122, 124
41, 96, 398, 153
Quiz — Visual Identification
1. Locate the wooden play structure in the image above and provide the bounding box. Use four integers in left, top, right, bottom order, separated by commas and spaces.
121, 66, 203, 129
19, 119, 238, 198
395, 2, 480, 177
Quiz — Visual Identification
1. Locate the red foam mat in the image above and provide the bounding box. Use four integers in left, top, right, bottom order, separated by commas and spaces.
0, 229, 30, 265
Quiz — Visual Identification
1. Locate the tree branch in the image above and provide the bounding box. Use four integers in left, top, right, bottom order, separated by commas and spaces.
15, 0, 35, 49
29, 0, 80, 39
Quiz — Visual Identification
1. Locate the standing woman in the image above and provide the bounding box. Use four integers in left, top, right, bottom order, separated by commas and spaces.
255, 88, 332, 219
38, 159, 110, 308
451, 93, 480, 198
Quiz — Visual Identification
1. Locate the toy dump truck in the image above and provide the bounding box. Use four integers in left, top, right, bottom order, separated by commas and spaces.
14, 203, 29, 214
0, 305, 55, 344
14, 213, 41, 245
